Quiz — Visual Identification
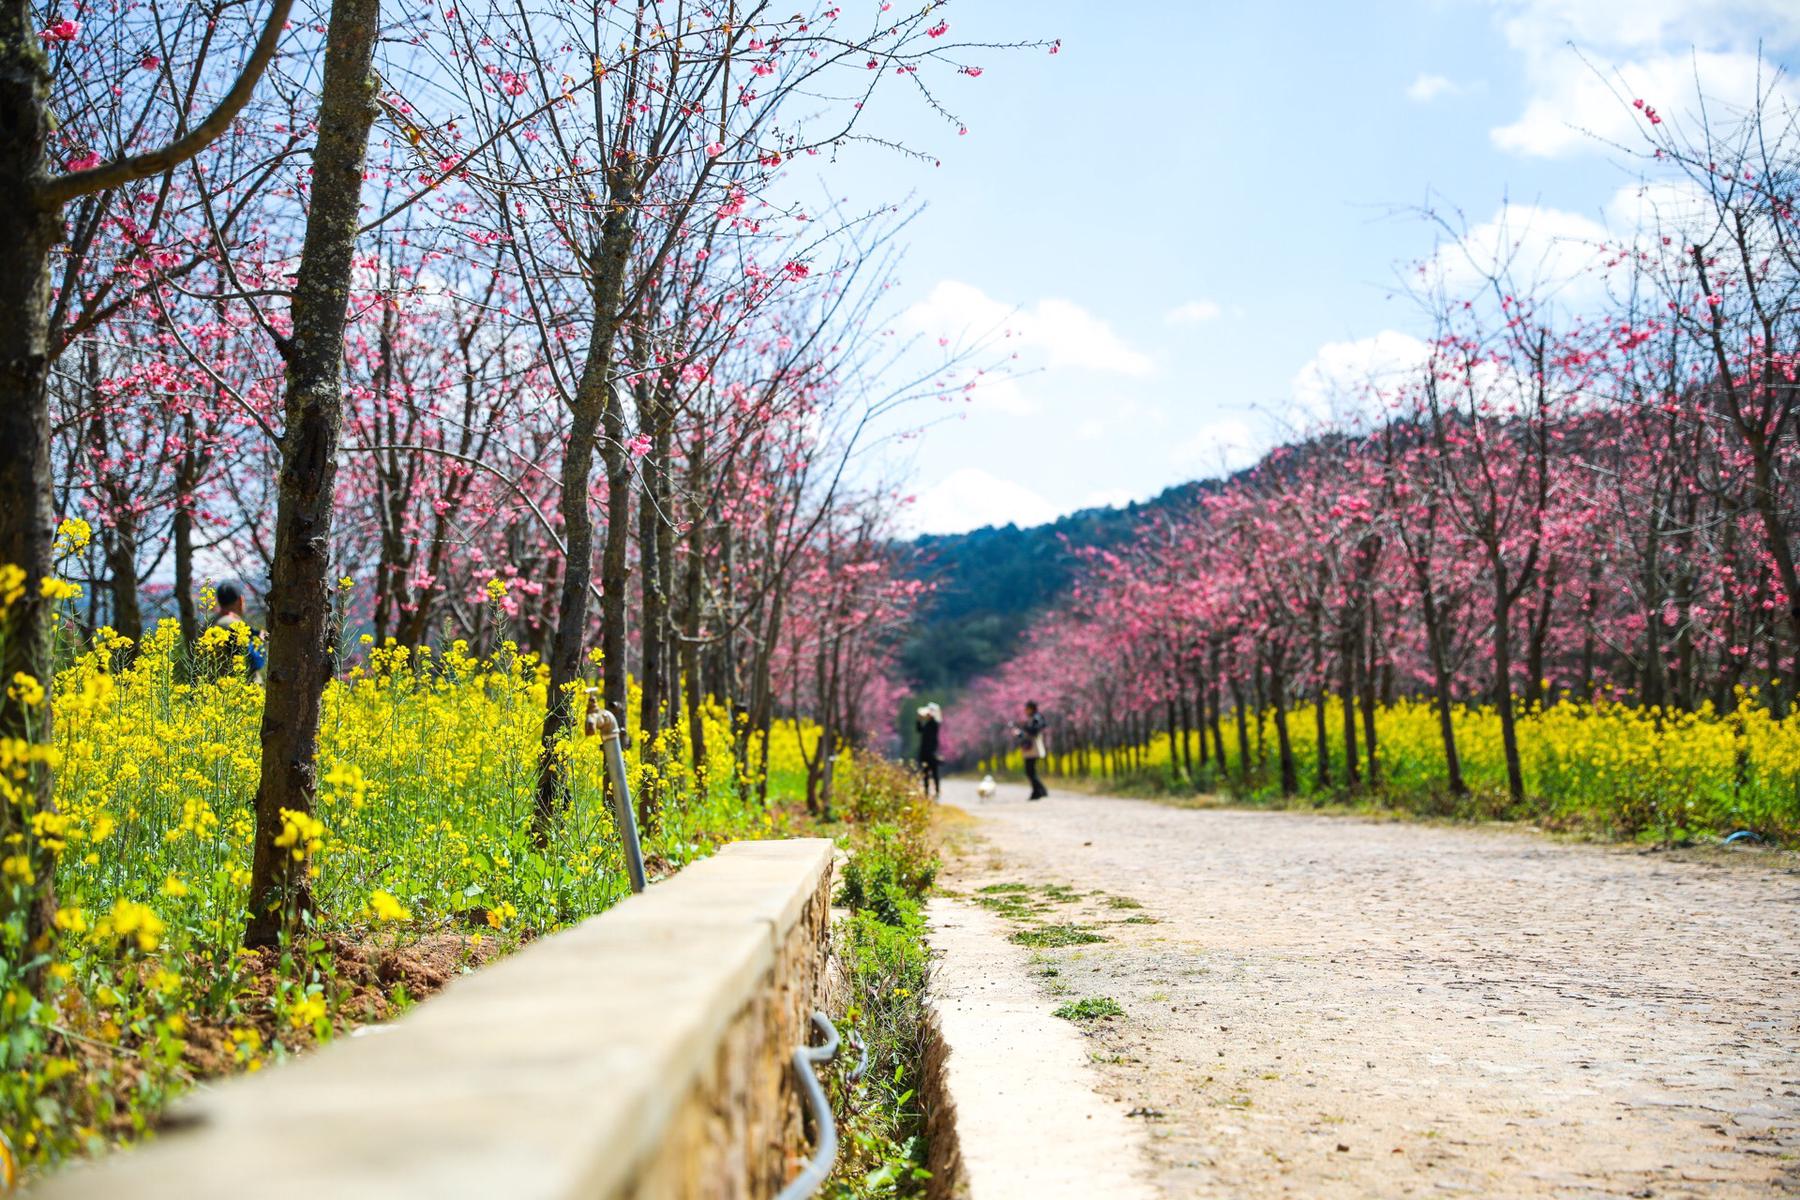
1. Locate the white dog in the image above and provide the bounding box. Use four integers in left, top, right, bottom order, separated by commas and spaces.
976, 774, 997, 799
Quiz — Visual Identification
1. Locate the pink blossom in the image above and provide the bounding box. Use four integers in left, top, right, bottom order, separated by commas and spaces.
39, 18, 79, 42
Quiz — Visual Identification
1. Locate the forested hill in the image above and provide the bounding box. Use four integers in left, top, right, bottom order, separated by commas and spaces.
899, 480, 1206, 696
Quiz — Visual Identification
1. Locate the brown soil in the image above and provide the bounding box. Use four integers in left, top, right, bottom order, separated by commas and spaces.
939, 777, 1800, 1198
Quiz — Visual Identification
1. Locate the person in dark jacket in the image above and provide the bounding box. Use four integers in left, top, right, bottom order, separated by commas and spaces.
209, 582, 266, 679
1015, 701, 1048, 800
915, 702, 942, 798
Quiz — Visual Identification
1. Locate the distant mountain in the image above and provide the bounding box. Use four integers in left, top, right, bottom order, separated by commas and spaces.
899, 480, 1206, 696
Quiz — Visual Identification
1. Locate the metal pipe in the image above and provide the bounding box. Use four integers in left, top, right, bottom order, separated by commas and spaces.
594, 707, 647, 894
775, 1012, 843, 1200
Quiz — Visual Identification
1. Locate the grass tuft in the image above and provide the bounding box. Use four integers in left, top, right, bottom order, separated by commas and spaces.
1053, 996, 1125, 1021
1010, 923, 1106, 948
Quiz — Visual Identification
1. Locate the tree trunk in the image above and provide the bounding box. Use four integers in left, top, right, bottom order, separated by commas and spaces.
1230, 675, 1251, 789
681, 447, 707, 770
636, 365, 664, 745
1492, 583, 1526, 805
1415, 567, 1466, 796
173, 456, 199, 645
103, 523, 143, 645
1577, 556, 1601, 700
751, 583, 783, 804
1165, 695, 1181, 786
0, 0, 65, 965
1207, 642, 1227, 767
1311, 626, 1331, 793
1524, 557, 1557, 709
1269, 656, 1299, 797
1180, 685, 1196, 775
1338, 619, 1360, 789
244, 0, 380, 947
534, 165, 637, 836
1250, 660, 1267, 775
1360, 601, 1380, 787
599, 380, 632, 724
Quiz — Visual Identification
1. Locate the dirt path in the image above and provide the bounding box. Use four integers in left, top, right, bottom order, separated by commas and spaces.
936, 777, 1800, 1198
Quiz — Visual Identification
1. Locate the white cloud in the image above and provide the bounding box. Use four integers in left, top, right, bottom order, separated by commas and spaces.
1165, 299, 1223, 325
1063, 394, 1167, 445
1490, 0, 1800, 58
959, 374, 1035, 416
1173, 414, 1265, 476
1603, 178, 1710, 231
1484, 0, 1800, 159
1602, 177, 1724, 260
903, 280, 1154, 377
907, 468, 1060, 535
1424, 202, 1611, 298
1406, 73, 1459, 103
1290, 331, 1433, 429
1492, 49, 1798, 158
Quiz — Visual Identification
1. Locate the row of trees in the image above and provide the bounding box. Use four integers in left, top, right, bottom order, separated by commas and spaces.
970, 79, 1800, 804
2, 0, 1021, 959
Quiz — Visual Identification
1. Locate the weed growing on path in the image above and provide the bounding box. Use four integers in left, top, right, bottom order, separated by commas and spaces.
1011, 923, 1106, 948
1053, 996, 1125, 1022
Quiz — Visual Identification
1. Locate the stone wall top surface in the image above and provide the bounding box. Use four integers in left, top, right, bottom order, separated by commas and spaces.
33, 837, 835, 1200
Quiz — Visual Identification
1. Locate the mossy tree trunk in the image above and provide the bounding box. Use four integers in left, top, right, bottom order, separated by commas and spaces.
1, 0, 292, 968
244, 0, 380, 947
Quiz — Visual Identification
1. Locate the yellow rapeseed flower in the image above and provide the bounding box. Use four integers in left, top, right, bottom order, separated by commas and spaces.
7, 673, 44, 708
54, 517, 92, 555
0, 562, 26, 610
288, 993, 327, 1036
98, 898, 166, 952
369, 889, 411, 922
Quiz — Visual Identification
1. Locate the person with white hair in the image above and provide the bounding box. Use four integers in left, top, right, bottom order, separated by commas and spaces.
915, 702, 943, 799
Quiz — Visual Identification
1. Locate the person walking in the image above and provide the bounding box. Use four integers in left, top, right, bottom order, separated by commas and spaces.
1015, 700, 1048, 800
915, 702, 943, 799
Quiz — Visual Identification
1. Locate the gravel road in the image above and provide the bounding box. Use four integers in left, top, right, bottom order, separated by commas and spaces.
937, 778, 1800, 1198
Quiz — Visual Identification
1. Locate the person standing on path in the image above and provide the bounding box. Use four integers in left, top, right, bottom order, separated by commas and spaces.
916, 702, 943, 799
1015, 700, 1048, 800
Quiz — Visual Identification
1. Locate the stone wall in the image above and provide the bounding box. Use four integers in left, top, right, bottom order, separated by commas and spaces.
34, 838, 837, 1200
920, 1000, 970, 1200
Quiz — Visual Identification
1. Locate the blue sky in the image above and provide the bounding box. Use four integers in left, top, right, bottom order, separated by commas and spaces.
806, 0, 1800, 534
